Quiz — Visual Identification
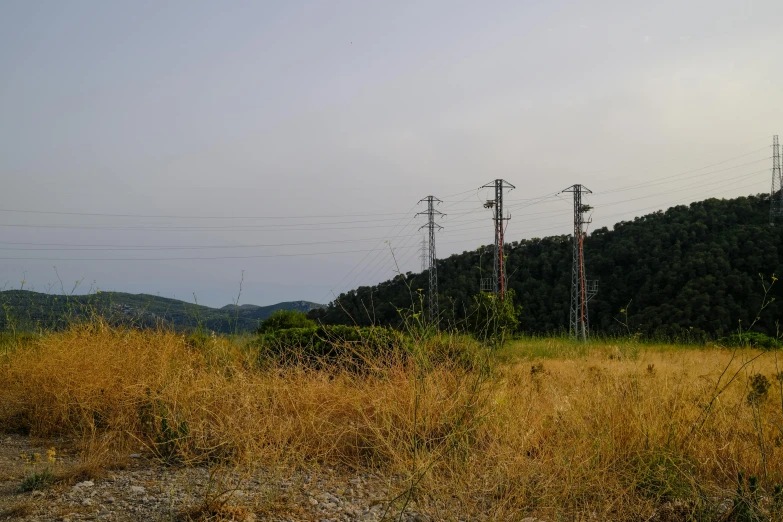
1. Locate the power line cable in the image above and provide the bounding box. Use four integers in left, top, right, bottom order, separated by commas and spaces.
595, 153, 770, 195
0, 232, 422, 251
0, 244, 423, 262
0, 222, 430, 233
0, 208, 413, 220
596, 177, 768, 222
350, 223, 423, 290
592, 168, 768, 209
323, 203, 420, 301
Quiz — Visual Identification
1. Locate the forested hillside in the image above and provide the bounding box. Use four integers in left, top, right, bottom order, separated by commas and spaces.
0, 290, 322, 334
311, 193, 783, 340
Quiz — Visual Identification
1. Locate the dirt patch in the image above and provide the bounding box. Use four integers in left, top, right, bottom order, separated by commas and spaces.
0, 435, 434, 521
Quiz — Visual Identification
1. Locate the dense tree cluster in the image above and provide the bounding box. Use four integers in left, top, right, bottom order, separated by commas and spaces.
310, 194, 783, 340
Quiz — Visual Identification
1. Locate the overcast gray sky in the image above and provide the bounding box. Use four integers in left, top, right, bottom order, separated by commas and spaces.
1, 0, 781, 307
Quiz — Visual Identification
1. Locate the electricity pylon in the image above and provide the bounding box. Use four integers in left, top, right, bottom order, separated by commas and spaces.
417, 196, 444, 323
771, 135, 782, 225
419, 235, 427, 272
480, 179, 515, 299
561, 184, 597, 341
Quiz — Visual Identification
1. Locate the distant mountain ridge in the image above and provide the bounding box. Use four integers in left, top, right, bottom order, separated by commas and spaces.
219, 300, 321, 320
0, 290, 323, 334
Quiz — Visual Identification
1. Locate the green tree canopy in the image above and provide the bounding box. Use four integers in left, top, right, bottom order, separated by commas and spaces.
310, 193, 783, 340
257, 309, 316, 334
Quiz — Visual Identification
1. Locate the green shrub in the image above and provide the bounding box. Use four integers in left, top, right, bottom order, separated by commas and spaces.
0, 332, 40, 353
729, 472, 763, 522
413, 332, 491, 372
253, 325, 407, 369
256, 310, 316, 334
18, 469, 55, 493
185, 328, 212, 350
463, 289, 521, 344
631, 450, 695, 501
718, 332, 779, 350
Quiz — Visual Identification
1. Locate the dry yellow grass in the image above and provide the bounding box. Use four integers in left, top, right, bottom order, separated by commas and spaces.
2, 324, 783, 519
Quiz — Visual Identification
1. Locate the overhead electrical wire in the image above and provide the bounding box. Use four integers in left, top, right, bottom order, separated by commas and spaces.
0, 222, 434, 233
439, 187, 482, 199
358, 235, 419, 288
347, 219, 424, 291
322, 202, 420, 301
591, 168, 768, 209
578, 135, 772, 177
0, 244, 425, 262
357, 196, 456, 288
0, 232, 422, 251
594, 153, 770, 195
596, 176, 768, 223
1, 140, 774, 303
330, 160, 774, 295
440, 189, 480, 211
323, 143, 774, 296
0, 208, 414, 220
357, 193, 460, 287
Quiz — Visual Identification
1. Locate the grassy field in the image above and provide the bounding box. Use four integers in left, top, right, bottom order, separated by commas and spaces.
1, 325, 783, 520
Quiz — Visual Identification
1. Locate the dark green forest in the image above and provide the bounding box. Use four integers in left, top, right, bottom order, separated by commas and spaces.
310, 193, 783, 340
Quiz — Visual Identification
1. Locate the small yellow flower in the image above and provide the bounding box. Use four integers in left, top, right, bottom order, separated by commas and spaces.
46, 447, 57, 464
620, 309, 626, 314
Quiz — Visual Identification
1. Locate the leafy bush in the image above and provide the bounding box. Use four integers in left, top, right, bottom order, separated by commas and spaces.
18, 468, 55, 493
631, 450, 696, 501
253, 325, 406, 369
729, 472, 764, 522
0, 331, 39, 356
463, 290, 521, 344
185, 328, 212, 350
718, 332, 780, 350
256, 309, 316, 334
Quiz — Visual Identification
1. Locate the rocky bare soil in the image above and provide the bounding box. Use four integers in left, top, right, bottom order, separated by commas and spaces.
0, 435, 748, 522
0, 436, 437, 522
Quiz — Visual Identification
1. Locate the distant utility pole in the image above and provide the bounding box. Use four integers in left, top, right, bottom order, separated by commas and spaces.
771, 135, 782, 226
417, 196, 444, 322
480, 179, 515, 300
561, 184, 598, 341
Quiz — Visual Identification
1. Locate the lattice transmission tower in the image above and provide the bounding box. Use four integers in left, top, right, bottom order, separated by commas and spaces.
419, 235, 427, 272
417, 196, 444, 322
771, 135, 782, 225
561, 184, 598, 341
480, 179, 515, 299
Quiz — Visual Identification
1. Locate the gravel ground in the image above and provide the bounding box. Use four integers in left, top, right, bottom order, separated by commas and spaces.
0, 435, 440, 522
0, 435, 744, 521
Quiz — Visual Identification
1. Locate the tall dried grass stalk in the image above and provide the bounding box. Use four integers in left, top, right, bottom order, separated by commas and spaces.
2, 323, 783, 519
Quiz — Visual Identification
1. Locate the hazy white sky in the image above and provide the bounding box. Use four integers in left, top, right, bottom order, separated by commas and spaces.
1, 0, 781, 306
